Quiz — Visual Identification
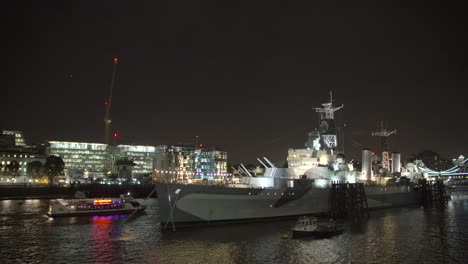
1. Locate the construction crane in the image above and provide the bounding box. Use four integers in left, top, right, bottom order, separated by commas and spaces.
104, 57, 118, 145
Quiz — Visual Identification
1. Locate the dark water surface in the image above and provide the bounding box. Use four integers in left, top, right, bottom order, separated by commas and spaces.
1, 197, 467, 264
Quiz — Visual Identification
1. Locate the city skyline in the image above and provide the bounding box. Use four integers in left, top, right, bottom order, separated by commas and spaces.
5, 2, 467, 164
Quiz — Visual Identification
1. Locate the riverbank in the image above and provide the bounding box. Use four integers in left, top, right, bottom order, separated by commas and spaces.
0, 183, 157, 199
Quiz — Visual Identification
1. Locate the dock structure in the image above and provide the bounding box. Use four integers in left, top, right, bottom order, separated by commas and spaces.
420, 179, 448, 208
330, 182, 369, 219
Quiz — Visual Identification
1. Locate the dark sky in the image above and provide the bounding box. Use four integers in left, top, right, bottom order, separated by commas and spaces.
5, 1, 468, 164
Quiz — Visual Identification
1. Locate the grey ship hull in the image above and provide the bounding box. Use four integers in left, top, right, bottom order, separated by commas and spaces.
156, 182, 420, 229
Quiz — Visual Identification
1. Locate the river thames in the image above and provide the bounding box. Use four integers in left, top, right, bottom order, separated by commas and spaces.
1, 195, 467, 264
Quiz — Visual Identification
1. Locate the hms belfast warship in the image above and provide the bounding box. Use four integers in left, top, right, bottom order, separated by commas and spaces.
156, 93, 420, 229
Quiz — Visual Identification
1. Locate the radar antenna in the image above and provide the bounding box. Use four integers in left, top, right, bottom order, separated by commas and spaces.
313, 91, 343, 150
372, 121, 396, 172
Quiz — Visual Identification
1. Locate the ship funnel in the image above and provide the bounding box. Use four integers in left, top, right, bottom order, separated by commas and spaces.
391, 152, 401, 173
362, 148, 372, 181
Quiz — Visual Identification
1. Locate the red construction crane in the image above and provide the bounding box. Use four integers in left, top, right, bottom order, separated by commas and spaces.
104, 57, 118, 145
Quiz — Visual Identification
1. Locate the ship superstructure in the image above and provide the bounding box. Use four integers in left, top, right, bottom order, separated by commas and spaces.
286, 92, 354, 183
232, 93, 354, 186
156, 93, 420, 229
314, 91, 343, 151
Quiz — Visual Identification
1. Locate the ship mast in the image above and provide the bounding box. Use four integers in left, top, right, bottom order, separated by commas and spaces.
372, 121, 396, 172
314, 91, 344, 152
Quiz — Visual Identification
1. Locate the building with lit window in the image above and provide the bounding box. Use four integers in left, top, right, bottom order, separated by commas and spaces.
109, 145, 155, 176
0, 150, 47, 178
154, 144, 228, 182
47, 141, 108, 179
212, 149, 228, 175
48, 141, 157, 180
0, 130, 46, 180
1, 129, 229, 183
1, 130, 26, 147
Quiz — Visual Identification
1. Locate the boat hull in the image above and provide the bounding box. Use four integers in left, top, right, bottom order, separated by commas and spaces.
156, 183, 420, 229
292, 228, 344, 238
48, 196, 146, 217
47, 207, 146, 217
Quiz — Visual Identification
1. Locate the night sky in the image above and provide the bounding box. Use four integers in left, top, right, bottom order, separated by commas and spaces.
5, 1, 468, 164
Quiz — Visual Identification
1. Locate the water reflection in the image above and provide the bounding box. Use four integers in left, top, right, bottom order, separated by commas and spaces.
0, 198, 467, 263
89, 216, 118, 264
156, 219, 352, 264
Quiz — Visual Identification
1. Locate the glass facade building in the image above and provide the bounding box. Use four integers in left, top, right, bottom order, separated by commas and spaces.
2, 135, 228, 182
110, 145, 155, 176
49, 142, 156, 179
48, 141, 108, 178
154, 145, 228, 182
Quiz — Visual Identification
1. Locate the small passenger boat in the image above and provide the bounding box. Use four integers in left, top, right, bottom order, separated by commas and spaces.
291, 216, 344, 238
48, 193, 146, 217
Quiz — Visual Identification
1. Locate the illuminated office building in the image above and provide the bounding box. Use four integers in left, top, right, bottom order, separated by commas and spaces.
48, 141, 108, 179
154, 144, 228, 181
2, 131, 228, 182
0, 150, 46, 177
1, 130, 26, 147
110, 145, 155, 176
0, 130, 46, 178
